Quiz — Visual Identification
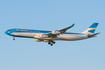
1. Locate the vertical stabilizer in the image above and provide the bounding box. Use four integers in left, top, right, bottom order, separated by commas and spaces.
82, 23, 99, 34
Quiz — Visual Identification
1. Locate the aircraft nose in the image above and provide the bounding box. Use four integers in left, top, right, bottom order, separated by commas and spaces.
5, 31, 8, 34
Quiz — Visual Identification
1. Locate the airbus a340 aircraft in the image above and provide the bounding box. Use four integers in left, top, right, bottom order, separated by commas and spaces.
5, 23, 99, 46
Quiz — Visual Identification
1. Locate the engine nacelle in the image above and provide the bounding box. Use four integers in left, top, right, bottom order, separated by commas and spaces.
34, 34, 48, 38
35, 39, 43, 42
43, 40, 49, 42
52, 30, 60, 34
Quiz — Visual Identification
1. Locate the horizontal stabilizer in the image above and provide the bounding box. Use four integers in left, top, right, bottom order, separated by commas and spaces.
88, 33, 100, 38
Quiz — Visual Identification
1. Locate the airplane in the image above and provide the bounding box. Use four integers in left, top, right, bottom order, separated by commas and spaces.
5, 23, 100, 46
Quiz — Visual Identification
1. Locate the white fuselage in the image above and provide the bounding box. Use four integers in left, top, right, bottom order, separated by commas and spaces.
11, 32, 88, 41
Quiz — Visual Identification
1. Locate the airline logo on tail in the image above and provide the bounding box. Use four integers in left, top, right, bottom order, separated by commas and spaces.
82, 23, 99, 34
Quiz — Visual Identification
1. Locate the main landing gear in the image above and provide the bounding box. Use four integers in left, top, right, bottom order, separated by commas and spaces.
48, 41, 56, 46
13, 37, 15, 40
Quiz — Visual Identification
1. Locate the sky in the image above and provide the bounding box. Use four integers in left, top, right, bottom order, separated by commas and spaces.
0, 0, 105, 70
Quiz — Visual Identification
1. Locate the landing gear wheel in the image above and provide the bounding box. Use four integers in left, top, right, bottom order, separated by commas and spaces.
13, 37, 15, 40
50, 44, 53, 46
48, 42, 51, 44
52, 42, 55, 44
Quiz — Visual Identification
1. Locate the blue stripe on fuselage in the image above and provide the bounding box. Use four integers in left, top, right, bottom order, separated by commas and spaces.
7, 28, 84, 35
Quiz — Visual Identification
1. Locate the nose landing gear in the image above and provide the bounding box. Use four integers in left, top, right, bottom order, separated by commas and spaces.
13, 37, 15, 40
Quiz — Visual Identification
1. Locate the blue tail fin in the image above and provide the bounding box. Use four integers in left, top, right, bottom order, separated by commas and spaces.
89, 23, 98, 28
82, 23, 99, 34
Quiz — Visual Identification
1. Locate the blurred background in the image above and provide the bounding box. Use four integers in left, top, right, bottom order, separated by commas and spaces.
0, 0, 105, 70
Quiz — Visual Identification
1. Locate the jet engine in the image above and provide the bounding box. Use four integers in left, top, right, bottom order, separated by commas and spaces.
52, 30, 60, 34
43, 40, 49, 42
35, 39, 43, 42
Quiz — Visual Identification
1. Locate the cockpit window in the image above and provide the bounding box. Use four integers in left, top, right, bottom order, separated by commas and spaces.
7, 30, 10, 33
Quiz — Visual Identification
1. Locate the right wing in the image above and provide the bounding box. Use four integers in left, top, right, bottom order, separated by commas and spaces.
58, 24, 75, 34
45, 23, 75, 38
